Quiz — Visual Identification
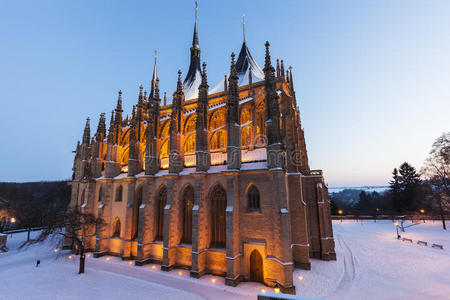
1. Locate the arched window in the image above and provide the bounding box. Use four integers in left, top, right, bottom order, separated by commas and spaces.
210, 185, 227, 248
155, 186, 167, 241
181, 185, 194, 244
115, 186, 123, 202
240, 105, 252, 125
80, 190, 85, 207
159, 139, 169, 159
112, 217, 121, 237
184, 134, 196, 154
132, 185, 143, 239
98, 186, 103, 202
247, 185, 261, 212
241, 126, 253, 147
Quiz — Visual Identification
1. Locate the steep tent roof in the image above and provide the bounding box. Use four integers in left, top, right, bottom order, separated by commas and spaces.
210, 42, 265, 94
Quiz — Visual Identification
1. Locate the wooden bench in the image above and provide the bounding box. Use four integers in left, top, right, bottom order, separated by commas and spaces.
402, 238, 413, 243
432, 244, 444, 250
417, 240, 428, 246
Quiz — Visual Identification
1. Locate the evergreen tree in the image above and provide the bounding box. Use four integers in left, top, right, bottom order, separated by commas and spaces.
389, 168, 402, 212
398, 162, 421, 211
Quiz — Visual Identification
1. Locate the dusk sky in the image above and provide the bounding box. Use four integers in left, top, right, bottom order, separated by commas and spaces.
0, 0, 449, 186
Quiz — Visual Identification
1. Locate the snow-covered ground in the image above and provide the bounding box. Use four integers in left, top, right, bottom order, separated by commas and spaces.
1, 221, 449, 299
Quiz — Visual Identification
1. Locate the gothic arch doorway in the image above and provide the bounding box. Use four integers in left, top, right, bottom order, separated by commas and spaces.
250, 250, 263, 282
210, 184, 226, 248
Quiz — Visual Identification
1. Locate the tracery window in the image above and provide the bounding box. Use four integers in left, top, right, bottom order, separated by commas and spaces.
184, 115, 196, 135
155, 186, 167, 241
210, 130, 226, 150
240, 105, 252, 125
247, 185, 261, 212
160, 139, 169, 159
184, 134, 196, 154
241, 126, 253, 147
181, 185, 194, 244
210, 185, 227, 248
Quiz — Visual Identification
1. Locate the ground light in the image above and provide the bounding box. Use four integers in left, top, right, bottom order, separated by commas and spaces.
394, 222, 400, 239
261, 289, 266, 293
68, 255, 72, 259
298, 276, 303, 280
420, 209, 425, 223
106, 257, 110, 261
211, 278, 216, 283
274, 287, 280, 293
10, 217, 16, 223
129, 261, 133, 265
178, 271, 182, 276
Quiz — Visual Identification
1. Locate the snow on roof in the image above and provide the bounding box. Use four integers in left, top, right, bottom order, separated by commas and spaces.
183, 68, 202, 101
210, 42, 265, 94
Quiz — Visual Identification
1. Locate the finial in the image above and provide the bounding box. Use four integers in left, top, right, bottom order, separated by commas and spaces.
164, 92, 167, 106
154, 50, 157, 59
144, 90, 147, 100
201, 62, 208, 86
224, 75, 228, 91
242, 13, 246, 43
276, 59, 280, 77
280, 60, 285, 78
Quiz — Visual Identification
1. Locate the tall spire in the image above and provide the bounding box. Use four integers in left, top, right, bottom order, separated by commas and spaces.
183, 2, 202, 100
242, 13, 246, 43
193, 1, 199, 48
150, 51, 158, 99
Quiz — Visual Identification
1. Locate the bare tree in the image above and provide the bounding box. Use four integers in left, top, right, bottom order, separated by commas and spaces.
24, 207, 101, 274
422, 132, 450, 230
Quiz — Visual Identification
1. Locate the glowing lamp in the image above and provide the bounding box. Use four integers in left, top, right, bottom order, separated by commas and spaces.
178, 271, 182, 276
274, 287, 280, 294
394, 222, 399, 226
420, 209, 425, 214
106, 257, 110, 261
68, 255, 72, 259
129, 261, 133, 265
152, 266, 156, 269
53, 249, 58, 253
338, 210, 343, 215
10, 217, 16, 223
298, 276, 304, 280
261, 289, 266, 293
211, 278, 216, 283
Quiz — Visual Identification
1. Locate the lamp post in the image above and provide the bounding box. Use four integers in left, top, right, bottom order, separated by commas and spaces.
394, 222, 400, 240
420, 209, 425, 223
338, 210, 343, 222
375, 208, 380, 223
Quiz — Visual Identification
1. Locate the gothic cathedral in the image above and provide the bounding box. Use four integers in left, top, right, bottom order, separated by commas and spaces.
69, 8, 335, 294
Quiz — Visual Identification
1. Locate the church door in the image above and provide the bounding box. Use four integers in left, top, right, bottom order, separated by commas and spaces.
250, 250, 263, 282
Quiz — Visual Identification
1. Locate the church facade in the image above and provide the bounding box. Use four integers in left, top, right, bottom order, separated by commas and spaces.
69, 11, 335, 294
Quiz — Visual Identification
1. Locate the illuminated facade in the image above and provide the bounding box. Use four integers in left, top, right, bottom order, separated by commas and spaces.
69, 11, 335, 294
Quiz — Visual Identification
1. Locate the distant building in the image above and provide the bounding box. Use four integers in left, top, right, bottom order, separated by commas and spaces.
69, 7, 335, 294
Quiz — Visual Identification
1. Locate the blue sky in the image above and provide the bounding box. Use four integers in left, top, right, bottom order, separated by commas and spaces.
0, 0, 449, 186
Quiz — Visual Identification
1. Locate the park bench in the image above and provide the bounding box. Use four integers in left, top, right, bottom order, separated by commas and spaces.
432, 244, 444, 250
402, 238, 413, 243
417, 241, 428, 246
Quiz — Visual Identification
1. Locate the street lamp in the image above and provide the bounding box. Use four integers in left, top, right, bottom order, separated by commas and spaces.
375, 208, 380, 223
420, 209, 425, 223
338, 210, 343, 222
394, 222, 400, 240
